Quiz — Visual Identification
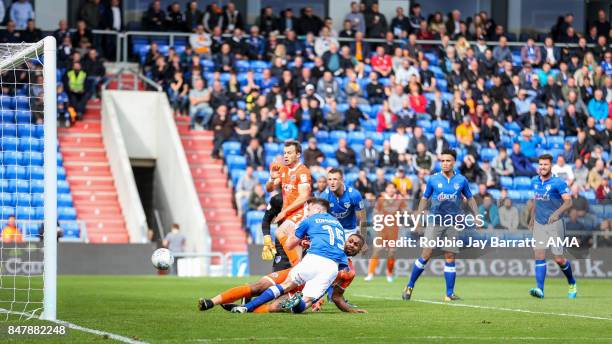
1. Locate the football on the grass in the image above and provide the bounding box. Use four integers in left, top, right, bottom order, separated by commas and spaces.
151, 248, 174, 270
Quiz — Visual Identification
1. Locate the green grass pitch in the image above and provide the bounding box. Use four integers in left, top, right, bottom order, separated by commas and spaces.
2, 275, 612, 343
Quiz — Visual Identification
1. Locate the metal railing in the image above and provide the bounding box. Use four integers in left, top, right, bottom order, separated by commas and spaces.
102, 64, 162, 91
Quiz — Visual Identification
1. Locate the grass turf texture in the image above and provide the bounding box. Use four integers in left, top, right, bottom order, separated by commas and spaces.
1, 275, 612, 343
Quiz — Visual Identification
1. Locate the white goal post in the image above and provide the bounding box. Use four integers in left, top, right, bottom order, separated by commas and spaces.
0, 36, 57, 321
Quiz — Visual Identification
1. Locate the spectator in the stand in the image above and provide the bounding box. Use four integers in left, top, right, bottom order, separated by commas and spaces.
82, 48, 105, 99
371, 46, 393, 77
588, 159, 612, 190
354, 170, 374, 197
541, 36, 560, 67
316, 70, 340, 101
72, 20, 94, 50
408, 126, 428, 154
492, 36, 512, 65
64, 62, 88, 120
596, 176, 611, 204
366, 72, 385, 104
0, 20, 20, 43
79, 0, 101, 30
364, 3, 387, 38
188, 78, 213, 129
167, 71, 189, 116
222, 2, 243, 33
413, 142, 436, 175
345, 96, 367, 130
552, 155, 574, 184
456, 115, 479, 148
478, 159, 499, 188
275, 110, 298, 142
245, 25, 265, 60
21, 19, 41, 43
388, 83, 408, 113
345, 2, 365, 34
314, 27, 339, 57
562, 104, 587, 136
278, 8, 296, 33
519, 199, 534, 229
214, 43, 235, 72
297, 6, 323, 35
391, 166, 412, 197
203, 4, 223, 32
499, 198, 519, 231
185, 1, 203, 32
235, 166, 257, 215
165, 2, 185, 32
325, 100, 344, 131
389, 124, 409, 155
520, 37, 541, 66
428, 127, 449, 157
571, 157, 588, 189
511, 142, 536, 177
256, 6, 277, 35
573, 129, 593, 161
492, 147, 514, 177
376, 101, 396, 133
518, 129, 538, 160
1, 215, 23, 243
312, 176, 327, 197
378, 140, 399, 172
248, 184, 268, 212
360, 138, 377, 172
244, 138, 264, 170
390, 6, 409, 37
10, 0, 34, 30
459, 154, 482, 183
234, 109, 253, 149
211, 105, 234, 159
479, 194, 501, 229
588, 89, 608, 123
480, 117, 500, 148
143, 0, 165, 31
257, 108, 275, 143
303, 137, 324, 169
519, 102, 545, 135
335, 138, 357, 171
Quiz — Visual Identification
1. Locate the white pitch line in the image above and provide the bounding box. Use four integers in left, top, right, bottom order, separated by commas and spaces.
49, 319, 150, 344
355, 294, 612, 321
0, 308, 148, 344
188, 335, 612, 342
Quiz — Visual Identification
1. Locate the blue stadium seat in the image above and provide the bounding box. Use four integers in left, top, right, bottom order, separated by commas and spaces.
222, 141, 241, 156
489, 189, 501, 200
507, 190, 522, 201
235, 60, 250, 73
34, 207, 44, 220
431, 120, 450, 133
314, 130, 330, 144
581, 190, 596, 202
62, 221, 80, 238
546, 136, 564, 149
246, 211, 265, 228
500, 176, 513, 190
0, 193, 14, 206
58, 207, 77, 221
15, 206, 35, 220
230, 169, 245, 186
30, 180, 44, 193
3, 151, 22, 165
32, 193, 44, 207
1, 123, 17, 135
253, 170, 270, 185
226, 155, 247, 170
444, 134, 457, 148
2, 165, 26, 179
330, 130, 347, 142
57, 180, 70, 193
504, 122, 522, 134
263, 142, 280, 156
318, 144, 336, 158
480, 148, 499, 162
15, 96, 29, 110
15, 193, 31, 206
513, 177, 531, 190
417, 120, 432, 132
18, 137, 43, 152
1, 137, 18, 151
0, 206, 14, 219
324, 158, 339, 168
23, 222, 40, 237
345, 172, 358, 185
250, 60, 269, 73
0, 109, 15, 122
347, 131, 365, 145
591, 205, 606, 218
15, 110, 31, 123
56, 193, 71, 207
27, 166, 43, 180
0, 95, 15, 109
21, 152, 44, 166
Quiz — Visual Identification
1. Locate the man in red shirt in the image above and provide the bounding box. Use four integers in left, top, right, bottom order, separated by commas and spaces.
371, 45, 392, 77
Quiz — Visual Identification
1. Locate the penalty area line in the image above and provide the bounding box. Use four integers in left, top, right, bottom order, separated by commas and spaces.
355, 294, 612, 321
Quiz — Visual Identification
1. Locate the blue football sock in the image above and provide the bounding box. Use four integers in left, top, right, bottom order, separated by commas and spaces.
558, 260, 576, 285
326, 285, 334, 301
292, 299, 306, 313
535, 259, 547, 291
407, 257, 428, 288
244, 284, 283, 312
444, 261, 456, 297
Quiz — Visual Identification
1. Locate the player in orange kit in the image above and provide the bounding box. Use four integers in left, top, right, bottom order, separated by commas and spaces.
197, 234, 366, 313
365, 182, 407, 283
263, 140, 311, 266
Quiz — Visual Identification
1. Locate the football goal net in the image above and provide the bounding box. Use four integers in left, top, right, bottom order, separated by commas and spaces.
0, 37, 57, 321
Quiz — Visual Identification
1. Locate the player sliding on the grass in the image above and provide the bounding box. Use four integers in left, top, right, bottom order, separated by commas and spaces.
529, 154, 576, 299
264, 140, 311, 266
403, 148, 479, 302
197, 232, 366, 313
229, 198, 357, 313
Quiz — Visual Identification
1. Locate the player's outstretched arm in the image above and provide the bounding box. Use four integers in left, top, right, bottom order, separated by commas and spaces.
331, 286, 367, 313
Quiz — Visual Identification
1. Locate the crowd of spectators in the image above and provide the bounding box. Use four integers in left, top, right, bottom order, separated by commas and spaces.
0, 1, 610, 242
